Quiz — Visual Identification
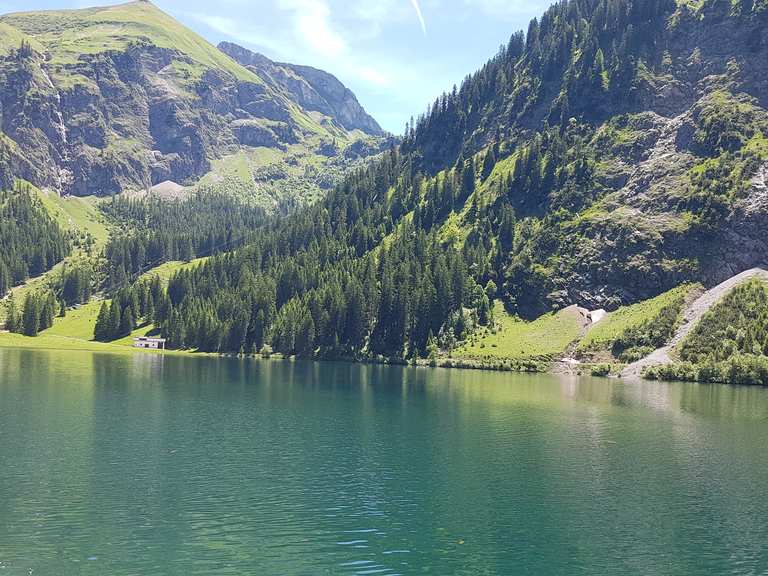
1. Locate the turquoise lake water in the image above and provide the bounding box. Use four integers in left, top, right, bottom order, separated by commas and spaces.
1, 348, 767, 575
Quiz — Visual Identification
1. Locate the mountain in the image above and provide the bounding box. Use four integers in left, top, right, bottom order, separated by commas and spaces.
108, 0, 767, 354
399, 0, 768, 312
3, 0, 768, 381
0, 0, 385, 197
218, 42, 383, 136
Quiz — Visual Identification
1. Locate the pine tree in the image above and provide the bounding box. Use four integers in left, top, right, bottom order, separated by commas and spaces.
426, 331, 439, 361
485, 280, 498, 301
94, 302, 110, 341
461, 157, 476, 200
21, 294, 40, 337
5, 294, 19, 333
251, 309, 266, 352
119, 306, 135, 337
296, 311, 315, 356
108, 300, 121, 339
481, 147, 497, 180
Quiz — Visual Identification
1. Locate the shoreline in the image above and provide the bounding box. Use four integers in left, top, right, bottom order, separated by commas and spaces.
0, 332, 212, 358
0, 331, 621, 377
5, 334, 764, 386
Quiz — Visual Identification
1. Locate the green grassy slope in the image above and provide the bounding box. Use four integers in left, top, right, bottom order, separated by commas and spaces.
138, 257, 210, 286
578, 284, 699, 353
44, 300, 102, 341
33, 188, 109, 248
0, 331, 134, 353
1, 1, 259, 83
0, 22, 43, 56
22, 258, 210, 351
456, 301, 585, 361
40, 299, 160, 347
198, 141, 372, 208
0, 330, 194, 355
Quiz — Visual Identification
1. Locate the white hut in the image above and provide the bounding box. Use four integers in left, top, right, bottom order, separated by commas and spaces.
133, 337, 167, 350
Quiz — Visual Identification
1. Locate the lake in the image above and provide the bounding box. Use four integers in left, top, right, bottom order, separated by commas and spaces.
1, 349, 767, 575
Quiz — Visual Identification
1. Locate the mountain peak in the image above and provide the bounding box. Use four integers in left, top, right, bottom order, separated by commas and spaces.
219, 41, 384, 136
0, 1, 386, 197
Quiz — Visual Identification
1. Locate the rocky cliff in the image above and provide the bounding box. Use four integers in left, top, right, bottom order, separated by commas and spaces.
218, 42, 383, 136
0, 1, 383, 197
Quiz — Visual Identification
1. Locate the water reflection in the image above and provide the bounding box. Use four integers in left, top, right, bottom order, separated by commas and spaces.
0, 349, 767, 575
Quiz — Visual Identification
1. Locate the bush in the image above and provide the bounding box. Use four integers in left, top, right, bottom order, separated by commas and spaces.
723, 355, 768, 386
642, 362, 698, 382
618, 345, 654, 363
590, 363, 612, 377
643, 355, 768, 386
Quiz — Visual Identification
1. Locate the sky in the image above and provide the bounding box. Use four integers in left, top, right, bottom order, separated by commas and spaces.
2, 0, 553, 134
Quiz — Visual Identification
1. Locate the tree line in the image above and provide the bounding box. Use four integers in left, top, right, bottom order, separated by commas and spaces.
4, 291, 57, 336
93, 148, 495, 356
101, 191, 267, 290
0, 182, 71, 298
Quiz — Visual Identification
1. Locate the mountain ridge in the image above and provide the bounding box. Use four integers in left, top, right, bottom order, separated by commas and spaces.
0, 0, 384, 197
218, 41, 384, 136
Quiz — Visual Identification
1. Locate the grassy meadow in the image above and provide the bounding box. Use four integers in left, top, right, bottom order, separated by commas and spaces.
456, 302, 586, 360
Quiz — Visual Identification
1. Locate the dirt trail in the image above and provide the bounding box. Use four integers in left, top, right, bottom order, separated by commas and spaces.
621, 268, 768, 378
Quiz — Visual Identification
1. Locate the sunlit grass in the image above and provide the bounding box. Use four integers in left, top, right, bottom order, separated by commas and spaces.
456, 301, 585, 360
577, 284, 698, 352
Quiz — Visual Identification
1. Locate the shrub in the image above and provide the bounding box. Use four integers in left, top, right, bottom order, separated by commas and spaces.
590, 363, 612, 377
643, 355, 768, 386
642, 362, 698, 382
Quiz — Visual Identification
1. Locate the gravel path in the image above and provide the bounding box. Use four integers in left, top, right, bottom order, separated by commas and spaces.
621, 268, 768, 378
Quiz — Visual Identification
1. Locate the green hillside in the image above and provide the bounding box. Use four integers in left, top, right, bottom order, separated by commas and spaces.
61, 0, 766, 373
456, 302, 585, 361
578, 284, 700, 362
0, 22, 42, 56
1, 1, 260, 84
32, 188, 108, 248
2, 0, 768, 384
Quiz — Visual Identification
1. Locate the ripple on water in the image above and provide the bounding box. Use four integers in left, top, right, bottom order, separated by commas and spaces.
1, 352, 768, 575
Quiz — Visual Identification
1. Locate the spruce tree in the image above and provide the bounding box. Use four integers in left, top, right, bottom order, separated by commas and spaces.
21, 294, 40, 337
5, 294, 19, 333
108, 300, 121, 340
94, 302, 110, 341
119, 307, 135, 337
296, 311, 315, 356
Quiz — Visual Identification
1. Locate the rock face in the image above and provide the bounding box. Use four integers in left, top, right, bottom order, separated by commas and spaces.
503, 1, 768, 312
0, 1, 383, 196
218, 42, 383, 136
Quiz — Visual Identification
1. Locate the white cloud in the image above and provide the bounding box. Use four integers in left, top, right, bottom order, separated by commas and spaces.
188, 13, 289, 57
275, 0, 400, 89
279, 0, 346, 59
357, 66, 392, 88
189, 2, 394, 90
